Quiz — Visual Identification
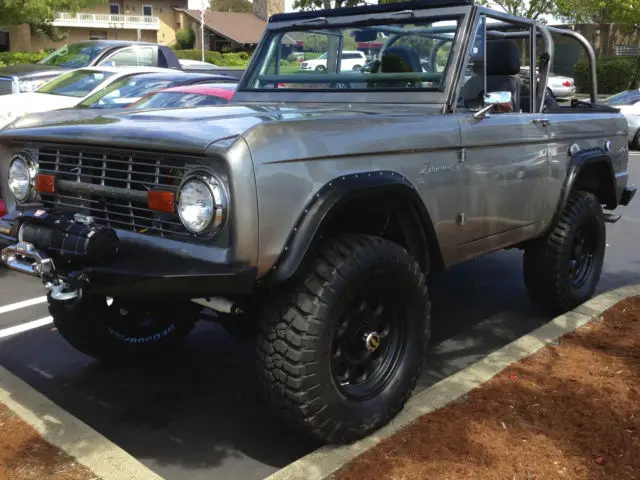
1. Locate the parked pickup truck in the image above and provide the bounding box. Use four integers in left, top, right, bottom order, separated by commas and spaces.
0, 0, 636, 444
0, 40, 183, 95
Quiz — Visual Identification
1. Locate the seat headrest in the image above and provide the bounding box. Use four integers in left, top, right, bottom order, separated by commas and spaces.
486, 40, 520, 76
381, 46, 422, 73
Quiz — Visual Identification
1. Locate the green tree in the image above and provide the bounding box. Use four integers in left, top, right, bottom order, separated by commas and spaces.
478, 0, 558, 21
294, 0, 407, 12
1, 0, 99, 39
209, 0, 252, 12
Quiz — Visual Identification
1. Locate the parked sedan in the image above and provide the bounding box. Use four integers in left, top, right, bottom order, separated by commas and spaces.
75, 71, 237, 109
128, 83, 236, 109
602, 90, 640, 148
519, 66, 576, 99
0, 66, 168, 128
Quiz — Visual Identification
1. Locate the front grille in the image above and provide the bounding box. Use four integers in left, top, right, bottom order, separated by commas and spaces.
0, 77, 15, 95
33, 145, 194, 239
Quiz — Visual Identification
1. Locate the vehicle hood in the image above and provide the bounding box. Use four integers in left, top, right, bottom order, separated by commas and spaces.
0, 63, 69, 80
0, 103, 435, 154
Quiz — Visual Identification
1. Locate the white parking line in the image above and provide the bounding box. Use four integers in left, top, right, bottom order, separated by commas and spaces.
0, 316, 53, 339
0, 296, 47, 315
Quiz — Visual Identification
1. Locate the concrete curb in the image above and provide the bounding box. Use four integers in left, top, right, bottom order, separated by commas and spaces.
265, 284, 640, 480
0, 365, 163, 480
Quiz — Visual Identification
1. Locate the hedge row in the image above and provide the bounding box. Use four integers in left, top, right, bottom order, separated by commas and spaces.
574, 56, 637, 95
0, 50, 251, 68
172, 50, 250, 67
0, 51, 47, 67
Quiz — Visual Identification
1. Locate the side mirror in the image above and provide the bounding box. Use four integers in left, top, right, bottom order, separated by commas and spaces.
473, 91, 513, 119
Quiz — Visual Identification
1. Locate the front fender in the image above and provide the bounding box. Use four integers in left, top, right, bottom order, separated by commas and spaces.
267, 170, 442, 283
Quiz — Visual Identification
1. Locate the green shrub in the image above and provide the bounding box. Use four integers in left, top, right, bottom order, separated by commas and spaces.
0, 51, 46, 65
173, 49, 251, 67
175, 28, 196, 50
574, 56, 636, 94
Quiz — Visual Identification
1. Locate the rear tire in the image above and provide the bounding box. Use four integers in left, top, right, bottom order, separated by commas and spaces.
256, 234, 430, 444
632, 129, 640, 150
523, 190, 605, 315
49, 295, 198, 363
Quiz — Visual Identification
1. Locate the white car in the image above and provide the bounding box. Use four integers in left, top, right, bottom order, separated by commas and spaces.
0, 66, 170, 129
179, 59, 218, 70
519, 66, 576, 99
602, 90, 640, 148
300, 51, 367, 72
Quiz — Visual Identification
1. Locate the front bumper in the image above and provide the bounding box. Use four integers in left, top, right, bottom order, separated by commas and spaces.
0, 211, 257, 298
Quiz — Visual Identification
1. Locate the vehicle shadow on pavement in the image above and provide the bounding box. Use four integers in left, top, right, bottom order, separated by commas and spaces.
0, 250, 638, 480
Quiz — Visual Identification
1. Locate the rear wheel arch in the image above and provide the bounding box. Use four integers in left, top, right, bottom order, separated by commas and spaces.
267, 171, 444, 284
556, 150, 617, 219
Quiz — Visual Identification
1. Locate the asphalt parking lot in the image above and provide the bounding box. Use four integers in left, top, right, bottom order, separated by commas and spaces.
1, 154, 639, 480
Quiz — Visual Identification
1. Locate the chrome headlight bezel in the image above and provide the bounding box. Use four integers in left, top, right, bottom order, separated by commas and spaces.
176, 171, 228, 236
7, 153, 37, 203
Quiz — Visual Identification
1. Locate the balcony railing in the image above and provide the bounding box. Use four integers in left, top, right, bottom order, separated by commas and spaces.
53, 12, 160, 30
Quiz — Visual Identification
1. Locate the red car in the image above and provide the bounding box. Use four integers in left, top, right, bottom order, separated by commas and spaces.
128, 83, 236, 109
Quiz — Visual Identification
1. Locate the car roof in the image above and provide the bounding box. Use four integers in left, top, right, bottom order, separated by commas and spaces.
114, 71, 237, 82
153, 83, 235, 100
77, 66, 171, 75
72, 40, 157, 47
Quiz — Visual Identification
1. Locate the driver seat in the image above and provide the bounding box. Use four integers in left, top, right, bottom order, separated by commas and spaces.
368, 45, 422, 88
460, 40, 522, 110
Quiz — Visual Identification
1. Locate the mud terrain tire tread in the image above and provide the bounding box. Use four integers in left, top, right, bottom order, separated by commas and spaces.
523, 190, 605, 316
256, 234, 431, 444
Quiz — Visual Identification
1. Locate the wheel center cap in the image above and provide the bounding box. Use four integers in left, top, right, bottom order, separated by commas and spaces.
364, 332, 381, 352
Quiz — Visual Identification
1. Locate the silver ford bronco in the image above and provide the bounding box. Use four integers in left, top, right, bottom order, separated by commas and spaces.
0, 0, 636, 444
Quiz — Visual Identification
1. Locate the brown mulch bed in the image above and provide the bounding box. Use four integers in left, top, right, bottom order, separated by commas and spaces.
333, 295, 640, 480
0, 404, 96, 480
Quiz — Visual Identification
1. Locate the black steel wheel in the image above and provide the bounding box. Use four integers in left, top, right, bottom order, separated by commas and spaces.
49, 294, 198, 363
257, 234, 430, 444
523, 190, 606, 315
331, 292, 408, 400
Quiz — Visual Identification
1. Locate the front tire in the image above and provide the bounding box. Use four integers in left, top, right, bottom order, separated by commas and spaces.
523, 190, 605, 315
49, 295, 198, 363
257, 234, 430, 444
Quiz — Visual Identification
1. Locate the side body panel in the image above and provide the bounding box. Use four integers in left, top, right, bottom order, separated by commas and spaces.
242, 111, 463, 276
458, 113, 550, 245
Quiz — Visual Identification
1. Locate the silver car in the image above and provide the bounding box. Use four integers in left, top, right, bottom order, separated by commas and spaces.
0, 0, 636, 445
602, 90, 640, 148
520, 66, 576, 98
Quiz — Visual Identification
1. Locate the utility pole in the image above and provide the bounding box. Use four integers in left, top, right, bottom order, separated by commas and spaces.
200, 2, 206, 61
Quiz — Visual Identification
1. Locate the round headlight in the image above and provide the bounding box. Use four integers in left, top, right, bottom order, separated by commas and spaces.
8, 155, 35, 203
177, 175, 227, 235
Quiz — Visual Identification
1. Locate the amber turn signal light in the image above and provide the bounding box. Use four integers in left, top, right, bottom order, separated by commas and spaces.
34, 174, 56, 193
148, 190, 175, 213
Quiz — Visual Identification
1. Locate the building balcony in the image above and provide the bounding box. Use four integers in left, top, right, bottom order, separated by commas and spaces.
52, 12, 160, 30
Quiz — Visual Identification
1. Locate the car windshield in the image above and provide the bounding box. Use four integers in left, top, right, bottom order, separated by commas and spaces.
603, 91, 640, 106
39, 43, 112, 68
242, 16, 460, 92
36, 69, 114, 97
130, 91, 230, 109
77, 76, 181, 109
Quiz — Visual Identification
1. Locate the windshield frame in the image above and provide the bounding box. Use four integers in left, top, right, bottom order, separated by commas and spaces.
233, 4, 473, 105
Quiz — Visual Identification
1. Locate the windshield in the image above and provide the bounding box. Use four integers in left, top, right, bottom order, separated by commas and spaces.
130, 91, 230, 109
77, 76, 180, 109
603, 91, 640, 106
36, 69, 114, 97
39, 43, 112, 68
243, 17, 460, 92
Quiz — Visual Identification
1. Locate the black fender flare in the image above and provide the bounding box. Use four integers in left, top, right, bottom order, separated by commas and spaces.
552, 148, 617, 226
268, 170, 443, 283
